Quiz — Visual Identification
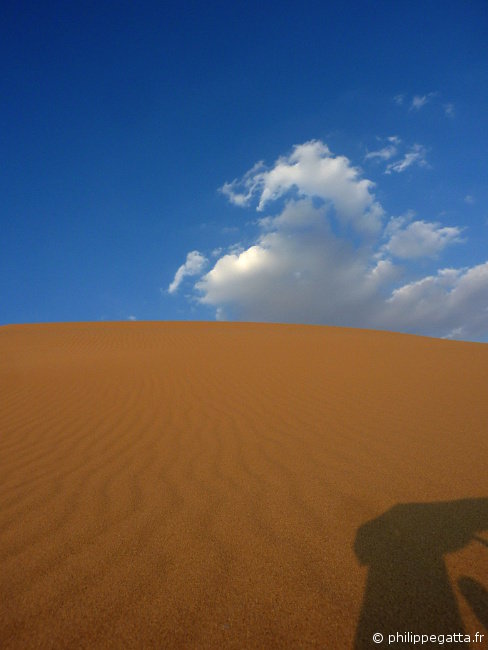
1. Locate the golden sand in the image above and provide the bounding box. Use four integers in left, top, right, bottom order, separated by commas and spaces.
1, 322, 487, 648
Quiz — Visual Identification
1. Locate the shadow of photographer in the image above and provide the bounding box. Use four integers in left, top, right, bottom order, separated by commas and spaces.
354, 498, 488, 648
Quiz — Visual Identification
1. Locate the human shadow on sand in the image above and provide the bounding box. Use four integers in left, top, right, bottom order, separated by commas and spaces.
458, 574, 488, 632
353, 498, 488, 649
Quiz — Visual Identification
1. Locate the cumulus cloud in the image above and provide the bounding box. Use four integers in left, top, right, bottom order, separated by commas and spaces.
194, 196, 481, 338
170, 140, 487, 341
384, 263, 488, 340
220, 140, 384, 234
195, 199, 393, 325
168, 250, 208, 294
386, 144, 428, 174
384, 218, 464, 259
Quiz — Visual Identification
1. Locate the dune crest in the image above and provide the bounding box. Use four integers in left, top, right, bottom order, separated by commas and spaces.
1, 322, 487, 648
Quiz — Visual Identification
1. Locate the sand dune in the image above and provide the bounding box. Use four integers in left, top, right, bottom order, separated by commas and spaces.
1, 321, 487, 648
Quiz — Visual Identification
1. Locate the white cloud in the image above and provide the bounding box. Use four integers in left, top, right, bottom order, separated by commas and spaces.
365, 144, 398, 162
395, 92, 450, 116
411, 95, 428, 110
170, 140, 488, 341
220, 140, 384, 234
384, 263, 488, 339
464, 195, 475, 205
444, 103, 455, 117
364, 135, 401, 163
365, 137, 432, 175
168, 250, 208, 294
386, 144, 428, 174
384, 219, 464, 259
127, 315, 137, 321
195, 199, 391, 325
220, 161, 266, 208
194, 196, 485, 339
410, 93, 436, 111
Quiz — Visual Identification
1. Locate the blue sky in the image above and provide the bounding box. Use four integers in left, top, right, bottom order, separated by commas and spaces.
2, 1, 487, 340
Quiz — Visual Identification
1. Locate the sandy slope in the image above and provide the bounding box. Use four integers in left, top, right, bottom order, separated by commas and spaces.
1, 321, 487, 649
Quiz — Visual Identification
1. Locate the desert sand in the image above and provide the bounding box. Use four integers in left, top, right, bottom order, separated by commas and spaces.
1, 321, 487, 648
